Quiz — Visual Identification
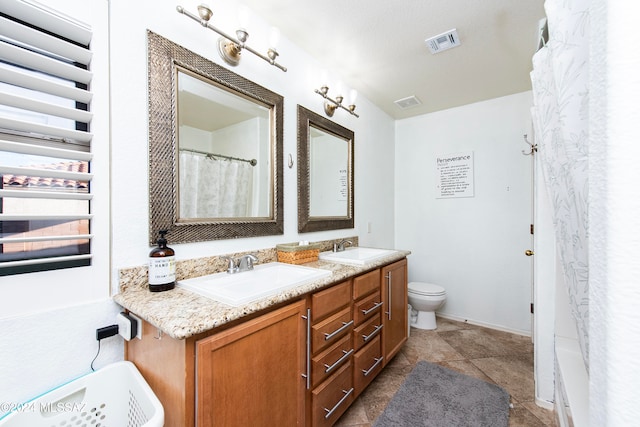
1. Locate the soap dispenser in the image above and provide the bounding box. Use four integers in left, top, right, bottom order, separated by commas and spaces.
148, 229, 176, 292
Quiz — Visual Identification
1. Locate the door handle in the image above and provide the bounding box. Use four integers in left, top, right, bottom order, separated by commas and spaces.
525, 250, 534, 256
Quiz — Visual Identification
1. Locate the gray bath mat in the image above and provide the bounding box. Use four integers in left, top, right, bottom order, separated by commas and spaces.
373, 361, 510, 427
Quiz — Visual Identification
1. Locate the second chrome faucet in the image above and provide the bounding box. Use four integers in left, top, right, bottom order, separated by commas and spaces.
333, 239, 353, 252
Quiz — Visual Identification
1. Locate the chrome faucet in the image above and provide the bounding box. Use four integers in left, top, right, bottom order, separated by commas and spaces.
238, 254, 258, 272
221, 254, 259, 274
333, 239, 353, 252
221, 256, 239, 274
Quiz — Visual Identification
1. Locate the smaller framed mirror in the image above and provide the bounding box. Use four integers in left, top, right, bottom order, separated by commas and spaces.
297, 105, 354, 232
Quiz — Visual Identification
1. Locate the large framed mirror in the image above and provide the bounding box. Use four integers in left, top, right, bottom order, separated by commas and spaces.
147, 31, 283, 244
297, 105, 354, 232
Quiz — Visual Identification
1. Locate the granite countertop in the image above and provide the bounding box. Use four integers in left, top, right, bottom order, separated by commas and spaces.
113, 249, 410, 340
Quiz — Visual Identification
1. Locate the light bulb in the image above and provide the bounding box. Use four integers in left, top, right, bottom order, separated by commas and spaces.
350, 89, 358, 105
237, 4, 250, 30
269, 27, 280, 49
320, 70, 328, 86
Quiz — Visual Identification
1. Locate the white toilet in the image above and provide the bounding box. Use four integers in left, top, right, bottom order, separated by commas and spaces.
407, 282, 446, 330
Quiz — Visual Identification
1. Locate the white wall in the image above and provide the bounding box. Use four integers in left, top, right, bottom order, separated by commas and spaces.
395, 92, 533, 334
589, 0, 640, 425
0, 0, 396, 415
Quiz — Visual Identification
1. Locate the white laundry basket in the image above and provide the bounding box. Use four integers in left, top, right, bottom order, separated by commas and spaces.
0, 361, 163, 427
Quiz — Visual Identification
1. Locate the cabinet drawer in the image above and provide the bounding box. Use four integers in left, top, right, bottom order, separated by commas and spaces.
311, 361, 354, 427
312, 280, 352, 322
354, 335, 383, 397
353, 269, 380, 300
312, 307, 353, 354
312, 334, 353, 388
353, 313, 383, 352
354, 291, 382, 326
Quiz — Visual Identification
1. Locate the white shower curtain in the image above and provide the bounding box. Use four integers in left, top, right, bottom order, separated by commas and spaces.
179, 151, 252, 218
530, 0, 590, 368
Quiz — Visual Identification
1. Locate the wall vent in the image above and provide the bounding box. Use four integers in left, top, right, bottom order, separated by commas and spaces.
425, 29, 461, 54
394, 95, 422, 110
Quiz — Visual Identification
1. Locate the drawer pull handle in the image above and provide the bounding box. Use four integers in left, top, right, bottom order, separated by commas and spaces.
324, 348, 354, 374
361, 301, 383, 316
362, 324, 383, 343
324, 320, 354, 341
324, 388, 354, 419
385, 272, 392, 320
362, 357, 384, 377
301, 308, 311, 390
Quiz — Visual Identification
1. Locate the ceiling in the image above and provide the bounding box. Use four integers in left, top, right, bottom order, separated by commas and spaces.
241, 0, 547, 120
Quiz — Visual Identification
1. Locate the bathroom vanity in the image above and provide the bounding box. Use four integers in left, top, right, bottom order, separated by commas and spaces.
115, 251, 408, 427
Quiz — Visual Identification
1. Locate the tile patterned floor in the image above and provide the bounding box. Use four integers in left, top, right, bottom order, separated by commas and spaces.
335, 317, 558, 427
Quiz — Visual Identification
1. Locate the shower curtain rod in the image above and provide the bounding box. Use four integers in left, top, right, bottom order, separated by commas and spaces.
179, 147, 257, 166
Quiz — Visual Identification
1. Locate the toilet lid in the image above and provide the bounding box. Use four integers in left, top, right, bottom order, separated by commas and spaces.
408, 282, 446, 296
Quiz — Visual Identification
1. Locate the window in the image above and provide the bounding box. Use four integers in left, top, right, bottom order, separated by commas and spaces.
0, 1, 95, 275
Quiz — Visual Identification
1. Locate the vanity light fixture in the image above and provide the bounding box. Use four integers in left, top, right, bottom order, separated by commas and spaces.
314, 86, 359, 118
176, 4, 287, 72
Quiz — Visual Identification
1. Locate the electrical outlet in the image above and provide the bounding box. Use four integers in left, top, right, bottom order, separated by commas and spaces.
117, 312, 138, 341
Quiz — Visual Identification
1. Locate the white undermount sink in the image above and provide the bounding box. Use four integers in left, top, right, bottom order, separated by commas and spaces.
177, 262, 331, 306
318, 247, 398, 266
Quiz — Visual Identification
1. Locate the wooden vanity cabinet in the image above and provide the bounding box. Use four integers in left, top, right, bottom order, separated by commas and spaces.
125, 258, 408, 427
126, 299, 307, 427
381, 258, 408, 365
309, 280, 354, 427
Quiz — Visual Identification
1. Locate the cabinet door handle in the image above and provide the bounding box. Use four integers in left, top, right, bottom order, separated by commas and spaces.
324, 348, 354, 374
362, 357, 384, 377
301, 308, 311, 390
324, 320, 354, 341
361, 301, 383, 316
362, 324, 383, 343
385, 272, 392, 320
324, 388, 354, 419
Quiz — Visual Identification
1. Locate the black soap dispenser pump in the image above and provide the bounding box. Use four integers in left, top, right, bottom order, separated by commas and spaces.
148, 230, 176, 292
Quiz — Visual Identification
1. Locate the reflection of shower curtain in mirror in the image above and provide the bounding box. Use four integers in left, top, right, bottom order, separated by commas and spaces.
179, 152, 252, 218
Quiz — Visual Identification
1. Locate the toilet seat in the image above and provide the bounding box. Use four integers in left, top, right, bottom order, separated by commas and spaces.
408, 282, 446, 297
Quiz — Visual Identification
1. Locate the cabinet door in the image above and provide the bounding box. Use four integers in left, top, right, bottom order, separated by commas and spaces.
381, 258, 408, 364
196, 299, 307, 427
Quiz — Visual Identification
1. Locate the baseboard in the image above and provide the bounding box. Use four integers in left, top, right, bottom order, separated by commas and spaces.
534, 397, 554, 410
436, 313, 531, 337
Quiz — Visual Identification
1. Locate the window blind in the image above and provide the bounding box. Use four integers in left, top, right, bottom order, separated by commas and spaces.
0, 0, 94, 275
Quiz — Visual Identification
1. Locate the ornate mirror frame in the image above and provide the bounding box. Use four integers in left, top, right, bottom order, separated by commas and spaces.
297, 105, 354, 233
147, 31, 284, 244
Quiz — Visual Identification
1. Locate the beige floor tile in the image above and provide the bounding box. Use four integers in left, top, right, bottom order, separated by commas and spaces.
521, 402, 559, 426
437, 359, 497, 384
471, 354, 536, 403
438, 327, 533, 359
401, 329, 465, 364
334, 399, 370, 426
508, 404, 548, 427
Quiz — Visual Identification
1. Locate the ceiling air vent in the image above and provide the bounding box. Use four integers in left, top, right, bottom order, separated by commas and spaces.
425, 29, 460, 54
394, 95, 422, 110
